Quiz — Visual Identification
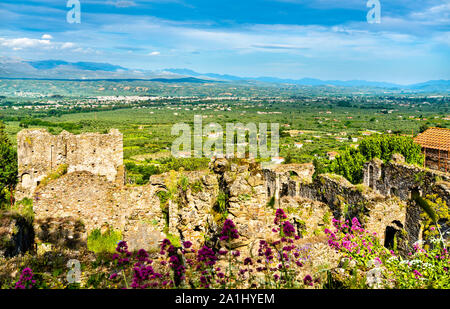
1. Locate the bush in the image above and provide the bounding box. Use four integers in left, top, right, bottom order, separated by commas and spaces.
87, 228, 122, 254
325, 218, 450, 289
37, 164, 68, 189
314, 135, 424, 184
359, 135, 423, 165
0, 121, 18, 206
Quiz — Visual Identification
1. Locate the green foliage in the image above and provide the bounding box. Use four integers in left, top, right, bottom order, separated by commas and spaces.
157, 190, 171, 213
19, 118, 82, 132
164, 232, 181, 248
37, 164, 68, 189
418, 194, 449, 243
329, 149, 366, 184
266, 195, 275, 209
314, 135, 424, 184
87, 228, 122, 254
125, 158, 209, 185
6, 198, 34, 223
212, 191, 228, 221
216, 191, 228, 215
157, 157, 210, 172
359, 134, 423, 165
125, 162, 162, 185
178, 175, 189, 192
190, 179, 204, 193
0, 121, 18, 206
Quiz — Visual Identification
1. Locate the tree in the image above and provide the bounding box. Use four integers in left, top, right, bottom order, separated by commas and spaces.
329, 148, 366, 184
0, 121, 18, 206
313, 134, 424, 185
359, 135, 423, 165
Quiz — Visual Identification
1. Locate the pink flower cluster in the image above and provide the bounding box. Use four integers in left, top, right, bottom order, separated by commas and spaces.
325, 217, 379, 261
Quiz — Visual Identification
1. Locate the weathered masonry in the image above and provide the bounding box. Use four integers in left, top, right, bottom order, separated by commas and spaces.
16, 129, 124, 200
363, 155, 450, 204
11, 128, 450, 255
414, 127, 450, 173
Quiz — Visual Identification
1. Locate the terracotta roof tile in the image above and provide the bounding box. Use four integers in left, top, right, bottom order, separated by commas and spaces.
414, 127, 450, 151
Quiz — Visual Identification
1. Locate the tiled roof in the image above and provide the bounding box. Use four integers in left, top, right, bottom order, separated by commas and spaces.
414, 127, 450, 151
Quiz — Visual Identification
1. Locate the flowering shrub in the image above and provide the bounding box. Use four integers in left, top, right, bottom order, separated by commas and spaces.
325, 217, 450, 289
105, 209, 317, 289
10, 211, 448, 289
325, 217, 388, 268
383, 239, 449, 289
14, 268, 36, 289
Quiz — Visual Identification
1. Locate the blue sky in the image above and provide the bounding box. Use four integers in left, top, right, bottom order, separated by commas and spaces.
0, 0, 449, 84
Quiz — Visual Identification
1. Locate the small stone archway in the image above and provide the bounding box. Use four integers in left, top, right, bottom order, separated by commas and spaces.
288, 170, 300, 178
280, 183, 289, 198
390, 187, 398, 197
384, 220, 404, 249
20, 173, 33, 189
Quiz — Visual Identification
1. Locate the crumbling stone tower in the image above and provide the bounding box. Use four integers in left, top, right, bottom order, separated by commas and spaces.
16, 129, 124, 199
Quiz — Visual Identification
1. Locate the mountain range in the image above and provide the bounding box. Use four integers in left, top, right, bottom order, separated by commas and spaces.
0, 57, 448, 91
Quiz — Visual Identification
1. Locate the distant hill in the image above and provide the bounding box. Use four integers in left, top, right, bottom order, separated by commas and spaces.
26, 60, 127, 72
408, 80, 450, 91
164, 68, 449, 90
0, 58, 448, 91
0, 57, 183, 81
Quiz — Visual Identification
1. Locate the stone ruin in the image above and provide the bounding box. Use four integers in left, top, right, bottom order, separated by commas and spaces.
8, 129, 450, 257
363, 155, 450, 205
15, 129, 124, 200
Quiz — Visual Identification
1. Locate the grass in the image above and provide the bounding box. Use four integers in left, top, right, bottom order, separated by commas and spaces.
87, 228, 122, 254
3, 197, 34, 224
36, 164, 68, 189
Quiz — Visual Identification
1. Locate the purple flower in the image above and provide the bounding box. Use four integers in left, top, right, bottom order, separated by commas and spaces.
109, 273, 118, 280
413, 270, 423, 278
197, 246, 218, 267
116, 241, 129, 254
274, 209, 287, 225
160, 239, 172, 251
220, 219, 239, 240
303, 275, 313, 286
182, 241, 192, 249
218, 249, 228, 255
14, 268, 35, 289
282, 221, 296, 237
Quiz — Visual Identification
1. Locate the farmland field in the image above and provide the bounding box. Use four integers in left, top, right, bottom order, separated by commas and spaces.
1, 81, 449, 183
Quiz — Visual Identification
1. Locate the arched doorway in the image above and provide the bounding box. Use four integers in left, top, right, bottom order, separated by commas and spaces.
21, 173, 33, 188
384, 220, 403, 249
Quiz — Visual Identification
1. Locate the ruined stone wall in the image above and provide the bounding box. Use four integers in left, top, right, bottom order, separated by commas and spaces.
33, 171, 164, 251
363, 157, 450, 205
294, 174, 408, 245
262, 163, 314, 205
27, 150, 449, 256
16, 129, 123, 200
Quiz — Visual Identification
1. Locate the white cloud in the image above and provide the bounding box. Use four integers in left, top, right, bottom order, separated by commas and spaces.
41, 34, 53, 40
0, 37, 51, 50
0, 37, 86, 52
106, 0, 137, 8
61, 42, 75, 49
410, 2, 450, 25
148, 51, 160, 56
